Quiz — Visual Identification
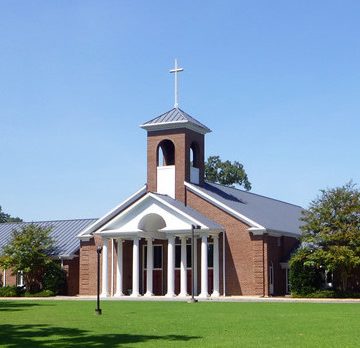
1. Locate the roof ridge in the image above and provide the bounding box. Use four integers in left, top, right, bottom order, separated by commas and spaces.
205, 181, 303, 209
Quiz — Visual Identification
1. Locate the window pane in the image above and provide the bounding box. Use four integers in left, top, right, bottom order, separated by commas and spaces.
144, 246, 147, 268
208, 243, 214, 268
175, 245, 181, 268
154, 246, 162, 269
186, 244, 192, 267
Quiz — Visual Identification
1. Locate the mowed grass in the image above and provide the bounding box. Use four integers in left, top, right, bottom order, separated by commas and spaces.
0, 300, 359, 347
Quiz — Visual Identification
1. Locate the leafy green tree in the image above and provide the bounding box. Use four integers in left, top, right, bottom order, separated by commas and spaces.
290, 182, 360, 293
0, 224, 55, 292
0, 206, 22, 223
205, 155, 251, 190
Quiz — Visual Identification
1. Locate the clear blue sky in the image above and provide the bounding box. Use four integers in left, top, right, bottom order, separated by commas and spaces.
1, 1, 359, 221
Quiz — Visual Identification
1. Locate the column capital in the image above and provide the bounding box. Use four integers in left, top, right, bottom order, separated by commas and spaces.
167, 234, 176, 242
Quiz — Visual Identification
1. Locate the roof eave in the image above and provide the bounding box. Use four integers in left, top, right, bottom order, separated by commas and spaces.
140, 121, 211, 135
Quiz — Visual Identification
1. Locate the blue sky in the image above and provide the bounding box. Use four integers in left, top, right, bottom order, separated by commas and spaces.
1, 1, 359, 221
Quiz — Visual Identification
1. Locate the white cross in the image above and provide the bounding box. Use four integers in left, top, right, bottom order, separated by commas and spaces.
169, 59, 184, 108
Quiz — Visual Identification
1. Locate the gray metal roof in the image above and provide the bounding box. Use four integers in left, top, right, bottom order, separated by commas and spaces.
194, 182, 304, 236
153, 193, 223, 231
0, 218, 97, 258
140, 108, 211, 134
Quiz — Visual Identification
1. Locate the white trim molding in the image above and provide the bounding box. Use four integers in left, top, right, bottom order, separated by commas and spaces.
77, 185, 147, 239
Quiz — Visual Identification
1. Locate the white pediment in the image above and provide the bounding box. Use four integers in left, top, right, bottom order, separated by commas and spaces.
97, 193, 208, 238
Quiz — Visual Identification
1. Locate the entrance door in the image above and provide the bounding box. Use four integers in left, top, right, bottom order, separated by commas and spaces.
143, 245, 163, 295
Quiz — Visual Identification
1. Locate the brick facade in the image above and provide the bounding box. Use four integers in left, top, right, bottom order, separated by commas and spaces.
147, 128, 205, 203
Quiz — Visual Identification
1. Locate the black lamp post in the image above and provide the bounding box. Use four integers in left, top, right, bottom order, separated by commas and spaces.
95, 246, 102, 315
188, 224, 201, 303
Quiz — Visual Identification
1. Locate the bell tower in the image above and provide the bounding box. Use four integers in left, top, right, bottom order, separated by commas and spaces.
140, 108, 211, 203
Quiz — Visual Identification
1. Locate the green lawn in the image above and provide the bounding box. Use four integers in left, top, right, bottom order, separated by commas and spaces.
0, 300, 359, 347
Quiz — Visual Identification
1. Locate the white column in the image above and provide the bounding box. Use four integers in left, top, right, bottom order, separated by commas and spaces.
199, 234, 209, 298
166, 235, 176, 297
145, 238, 154, 296
131, 237, 140, 297
212, 235, 220, 297
179, 236, 188, 297
101, 238, 109, 298
114, 239, 124, 297
193, 237, 198, 295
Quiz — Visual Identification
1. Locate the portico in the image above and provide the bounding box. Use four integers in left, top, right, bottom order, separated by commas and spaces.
95, 192, 223, 298
99, 233, 222, 299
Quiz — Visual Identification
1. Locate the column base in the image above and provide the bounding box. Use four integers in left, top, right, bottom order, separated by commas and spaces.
114, 292, 124, 297
144, 291, 154, 297
211, 290, 220, 298
100, 292, 109, 298
198, 292, 209, 298
130, 292, 141, 297
178, 292, 188, 297
165, 292, 176, 298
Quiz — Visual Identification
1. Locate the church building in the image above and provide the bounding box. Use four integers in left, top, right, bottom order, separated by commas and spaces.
1, 63, 302, 298
77, 105, 302, 298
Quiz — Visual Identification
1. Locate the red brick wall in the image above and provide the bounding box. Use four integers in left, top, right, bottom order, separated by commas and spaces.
79, 237, 98, 295
186, 189, 267, 295
63, 257, 80, 296
0, 269, 17, 287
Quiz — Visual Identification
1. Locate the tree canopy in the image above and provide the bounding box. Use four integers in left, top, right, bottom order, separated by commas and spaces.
0, 206, 22, 223
290, 182, 360, 294
0, 224, 55, 292
205, 155, 251, 190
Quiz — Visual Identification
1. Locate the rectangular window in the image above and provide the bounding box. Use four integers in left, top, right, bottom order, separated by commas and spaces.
175, 243, 192, 269
286, 268, 290, 294
16, 271, 24, 287
186, 244, 191, 268
175, 245, 181, 268
144, 245, 163, 270
208, 243, 214, 268
154, 245, 162, 269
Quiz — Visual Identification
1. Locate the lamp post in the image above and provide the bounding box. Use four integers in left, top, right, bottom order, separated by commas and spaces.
188, 224, 201, 303
95, 246, 102, 315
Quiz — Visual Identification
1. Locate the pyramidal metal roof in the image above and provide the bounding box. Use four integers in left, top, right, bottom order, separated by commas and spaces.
140, 108, 211, 134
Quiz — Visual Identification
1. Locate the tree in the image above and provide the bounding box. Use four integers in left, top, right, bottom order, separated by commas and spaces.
205, 155, 251, 190
0, 206, 22, 223
0, 224, 55, 292
290, 182, 360, 293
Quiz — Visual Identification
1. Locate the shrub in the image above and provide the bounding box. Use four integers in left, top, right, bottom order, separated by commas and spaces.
0, 286, 20, 297
289, 256, 323, 295
42, 261, 66, 295
24, 289, 55, 297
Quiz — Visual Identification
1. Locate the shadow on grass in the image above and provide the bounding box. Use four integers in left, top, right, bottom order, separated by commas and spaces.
0, 301, 52, 312
0, 324, 200, 347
